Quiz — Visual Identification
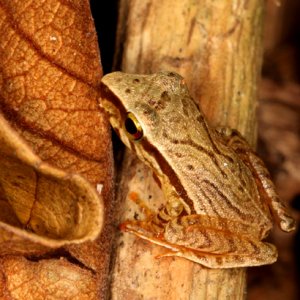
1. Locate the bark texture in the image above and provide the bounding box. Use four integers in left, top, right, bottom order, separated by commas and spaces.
111, 0, 264, 299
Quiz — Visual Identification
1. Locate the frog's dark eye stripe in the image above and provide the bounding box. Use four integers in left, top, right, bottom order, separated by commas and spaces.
124, 112, 143, 140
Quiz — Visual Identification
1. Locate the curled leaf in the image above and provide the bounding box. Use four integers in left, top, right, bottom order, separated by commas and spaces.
0, 114, 104, 255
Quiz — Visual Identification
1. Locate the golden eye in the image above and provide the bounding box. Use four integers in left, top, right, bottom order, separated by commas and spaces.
124, 112, 143, 140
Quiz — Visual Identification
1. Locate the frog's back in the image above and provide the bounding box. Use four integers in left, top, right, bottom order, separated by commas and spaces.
139, 72, 272, 230
160, 123, 272, 229
101, 71, 272, 231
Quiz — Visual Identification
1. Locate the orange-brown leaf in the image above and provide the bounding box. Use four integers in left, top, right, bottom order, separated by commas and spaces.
0, 114, 104, 255
0, 256, 98, 300
0, 0, 112, 188
0, 0, 114, 298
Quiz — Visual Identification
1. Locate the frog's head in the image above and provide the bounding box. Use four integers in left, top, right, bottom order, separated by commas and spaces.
100, 71, 196, 176
100, 71, 189, 143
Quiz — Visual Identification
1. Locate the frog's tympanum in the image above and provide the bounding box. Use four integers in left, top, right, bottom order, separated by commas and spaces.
100, 71, 295, 268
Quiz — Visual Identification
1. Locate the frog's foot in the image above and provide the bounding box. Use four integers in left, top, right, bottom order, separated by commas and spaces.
265, 195, 296, 232
121, 216, 278, 268
215, 126, 242, 146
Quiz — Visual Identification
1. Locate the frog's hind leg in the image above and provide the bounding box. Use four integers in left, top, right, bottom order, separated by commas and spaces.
246, 151, 295, 232
122, 214, 278, 268
158, 241, 277, 269
163, 215, 277, 268
216, 127, 295, 233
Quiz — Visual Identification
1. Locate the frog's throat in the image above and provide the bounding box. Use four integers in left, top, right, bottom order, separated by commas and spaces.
137, 136, 197, 214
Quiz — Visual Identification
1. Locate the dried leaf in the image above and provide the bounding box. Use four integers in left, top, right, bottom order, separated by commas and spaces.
0, 0, 112, 188
0, 256, 98, 300
0, 0, 114, 298
0, 114, 103, 255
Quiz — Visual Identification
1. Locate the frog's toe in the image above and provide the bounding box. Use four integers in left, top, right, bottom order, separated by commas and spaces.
280, 215, 296, 232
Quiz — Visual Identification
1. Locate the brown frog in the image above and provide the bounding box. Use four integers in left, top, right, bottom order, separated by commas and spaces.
100, 71, 295, 268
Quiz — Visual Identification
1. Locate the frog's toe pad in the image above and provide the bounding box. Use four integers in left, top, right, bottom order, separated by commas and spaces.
280, 215, 296, 232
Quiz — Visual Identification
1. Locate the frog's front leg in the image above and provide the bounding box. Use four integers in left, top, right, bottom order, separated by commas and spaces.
122, 214, 277, 268
216, 127, 295, 232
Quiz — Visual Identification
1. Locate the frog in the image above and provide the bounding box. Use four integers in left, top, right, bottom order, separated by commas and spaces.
100, 71, 295, 268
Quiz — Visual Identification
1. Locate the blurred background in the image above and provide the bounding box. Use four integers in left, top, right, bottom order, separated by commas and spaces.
249, 1, 300, 299
91, 1, 300, 299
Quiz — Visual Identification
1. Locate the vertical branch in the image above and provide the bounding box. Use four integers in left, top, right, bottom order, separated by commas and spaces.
111, 0, 264, 298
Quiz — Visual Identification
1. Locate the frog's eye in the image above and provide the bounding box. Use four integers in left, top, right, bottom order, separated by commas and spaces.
124, 112, 143, 141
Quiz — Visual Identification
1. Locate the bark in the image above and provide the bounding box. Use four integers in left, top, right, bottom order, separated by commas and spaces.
111, 0, 264, 299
